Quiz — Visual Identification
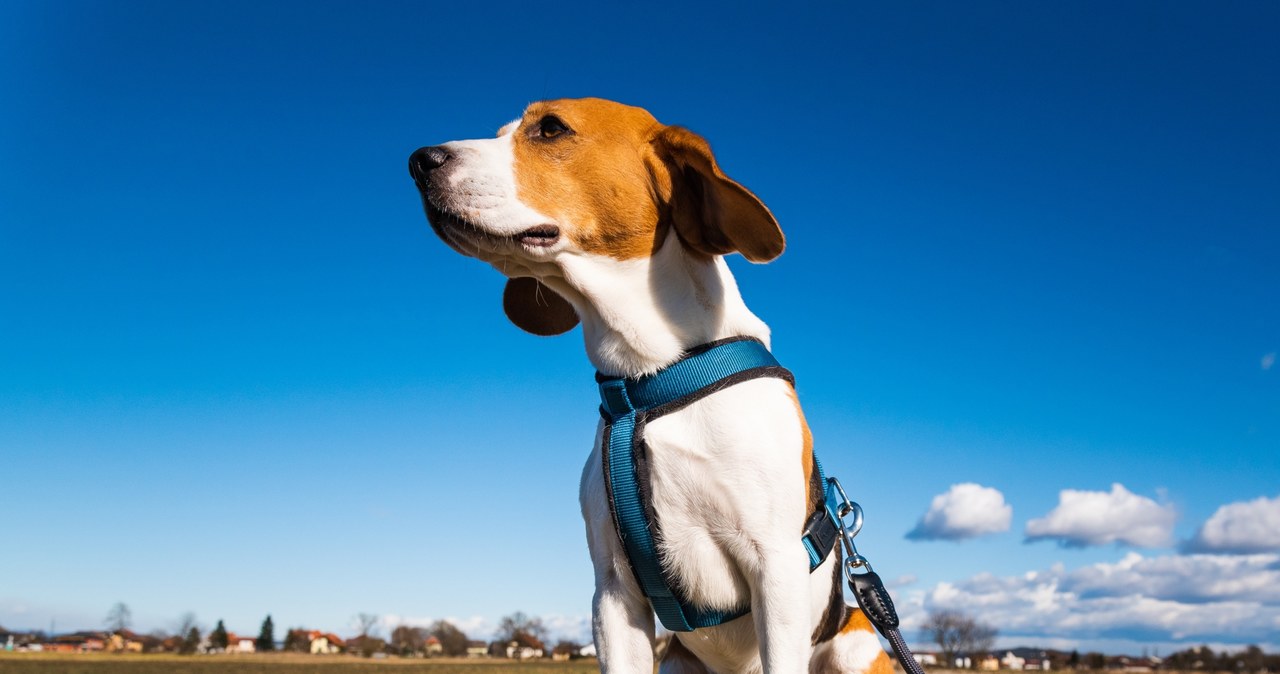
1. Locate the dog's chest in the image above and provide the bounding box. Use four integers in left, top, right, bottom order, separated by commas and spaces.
597, 377, 810, 609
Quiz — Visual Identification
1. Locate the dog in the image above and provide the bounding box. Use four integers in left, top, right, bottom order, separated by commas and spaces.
410, 98, 892, 674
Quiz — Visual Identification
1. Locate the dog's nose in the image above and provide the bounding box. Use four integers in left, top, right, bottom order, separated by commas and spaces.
409, 146, 451, 180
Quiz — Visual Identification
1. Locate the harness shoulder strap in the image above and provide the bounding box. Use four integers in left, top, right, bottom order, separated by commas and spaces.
598, 338, 838, 632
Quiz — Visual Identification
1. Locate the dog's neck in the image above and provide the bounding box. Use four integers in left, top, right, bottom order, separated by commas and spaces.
544, 231, 771, 378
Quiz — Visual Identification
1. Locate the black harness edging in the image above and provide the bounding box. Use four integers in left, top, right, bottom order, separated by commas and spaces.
596, 337, 840, 632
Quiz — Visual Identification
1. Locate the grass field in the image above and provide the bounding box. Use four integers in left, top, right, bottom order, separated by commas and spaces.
0, 653, 602, 674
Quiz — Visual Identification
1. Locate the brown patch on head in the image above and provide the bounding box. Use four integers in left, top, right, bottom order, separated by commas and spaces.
511, 98, 668, 260
510, 97, 784, 262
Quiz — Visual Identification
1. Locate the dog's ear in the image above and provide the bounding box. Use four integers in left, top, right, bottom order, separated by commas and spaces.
502, 277, 579, 336
652, 126, 784, 263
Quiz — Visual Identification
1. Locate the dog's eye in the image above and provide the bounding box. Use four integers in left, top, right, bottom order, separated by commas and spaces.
536, 115, 571, 139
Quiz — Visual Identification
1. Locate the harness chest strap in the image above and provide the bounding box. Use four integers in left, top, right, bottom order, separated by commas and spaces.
597, 337, 842, 633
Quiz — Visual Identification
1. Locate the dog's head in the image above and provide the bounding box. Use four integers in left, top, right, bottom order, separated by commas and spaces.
409, 97, 783, 336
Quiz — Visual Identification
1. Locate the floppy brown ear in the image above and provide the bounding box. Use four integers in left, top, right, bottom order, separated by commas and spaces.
652, 126, 785, 262
502, 277, 579, 336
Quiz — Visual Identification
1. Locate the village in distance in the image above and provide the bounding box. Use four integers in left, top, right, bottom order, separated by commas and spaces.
1, 602, 1279, 672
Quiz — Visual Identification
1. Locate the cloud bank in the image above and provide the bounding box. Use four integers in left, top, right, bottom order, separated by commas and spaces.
918, 551, 1280, 646
1025, 483, 1176, 548
906, 483, 1012, 541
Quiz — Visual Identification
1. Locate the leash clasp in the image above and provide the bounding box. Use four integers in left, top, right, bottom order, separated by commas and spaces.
827, 477, 873, 575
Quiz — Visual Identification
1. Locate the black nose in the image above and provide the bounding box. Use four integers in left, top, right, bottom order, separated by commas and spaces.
409, 146, 450, 180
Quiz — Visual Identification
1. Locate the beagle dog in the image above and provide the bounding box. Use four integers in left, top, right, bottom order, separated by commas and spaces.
409, 98, 891, 674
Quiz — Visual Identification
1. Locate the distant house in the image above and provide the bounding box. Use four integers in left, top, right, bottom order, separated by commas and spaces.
1003, 651, 1027, 670
44, 632, 106, 653
504, 633, 545, 660
466, 640, 490, 657
578, 643, 597, 658
424, 635, 443, 657
106, 632, 141, 653
981, 654, 1002, 670
224, 632, 256, 654
307, 630, 345, 655
913, 651, 941, 667
1109, 656, 1154, 672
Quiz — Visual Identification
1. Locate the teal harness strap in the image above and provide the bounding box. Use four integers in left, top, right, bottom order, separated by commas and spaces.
597, 337, 840, 632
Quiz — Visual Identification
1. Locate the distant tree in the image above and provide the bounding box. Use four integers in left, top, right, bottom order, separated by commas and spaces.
966, 621, 997, 660
355, 613, 380, 637
1240, 645, 1265, 673
1068, 649, 1080, 669
496, 611, 548, 645
283, 628, 310, 653
1085, 652, 1106, 670
921, 610, 998, 668
181, 627, 201, 655
104, 602, 132, 632
210, 619, 229, 651
390, 625, 427, 656
429, 620, 469, 657
257, 614, 276, 652
174, 612, 199, 641
921, 610, 964, 666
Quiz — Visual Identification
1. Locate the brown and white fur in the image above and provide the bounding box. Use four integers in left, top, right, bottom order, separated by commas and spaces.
409, 98, 892, 674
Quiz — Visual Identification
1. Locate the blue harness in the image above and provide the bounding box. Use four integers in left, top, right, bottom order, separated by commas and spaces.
597, 337, 843, 632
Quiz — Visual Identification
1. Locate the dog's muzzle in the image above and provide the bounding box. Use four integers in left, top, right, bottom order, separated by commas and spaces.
408, 145, 464, 248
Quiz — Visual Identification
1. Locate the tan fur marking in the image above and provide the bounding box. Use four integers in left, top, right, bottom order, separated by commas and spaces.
841, 610, 895, 674
841, 608, 875, 635
869, 648, 895, 674
789, 388, 818, 516
510, 98, 669, 260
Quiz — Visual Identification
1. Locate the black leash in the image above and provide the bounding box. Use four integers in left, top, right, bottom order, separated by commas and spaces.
827, 478, 928, 674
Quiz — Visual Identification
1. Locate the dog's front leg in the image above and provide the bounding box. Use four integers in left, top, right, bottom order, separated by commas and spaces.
591, 567, 656, 673
581, 440, 655, 673
750, 543, 814, 673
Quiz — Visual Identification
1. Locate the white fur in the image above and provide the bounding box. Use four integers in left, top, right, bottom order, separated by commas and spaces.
422, 107, 886, 674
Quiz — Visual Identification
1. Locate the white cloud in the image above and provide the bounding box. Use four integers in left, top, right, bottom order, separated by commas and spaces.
540, 614, 593, 643
1025, 483, 1176, 548
917, 552, 1280, 646
1263, 352, 1276, 371
1186, 495, 1280, 554
1065, 551, 1280, 604
906, 483, 1012, 541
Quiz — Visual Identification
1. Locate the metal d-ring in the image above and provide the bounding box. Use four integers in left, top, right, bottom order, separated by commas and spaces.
827, 477, 864, 539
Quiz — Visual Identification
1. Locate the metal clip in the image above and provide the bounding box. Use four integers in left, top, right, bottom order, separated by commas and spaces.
827, 477, 874, 580
828, 477, 863, 538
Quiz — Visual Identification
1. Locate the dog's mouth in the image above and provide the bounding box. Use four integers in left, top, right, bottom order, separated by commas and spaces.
516, 224, 560, 248
424, 201, 561, 252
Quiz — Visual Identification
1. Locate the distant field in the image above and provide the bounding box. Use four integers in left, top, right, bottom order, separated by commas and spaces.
0, 653, 600, 674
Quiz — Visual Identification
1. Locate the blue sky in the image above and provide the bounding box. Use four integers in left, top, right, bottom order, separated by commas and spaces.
2, 0, 1277, 654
